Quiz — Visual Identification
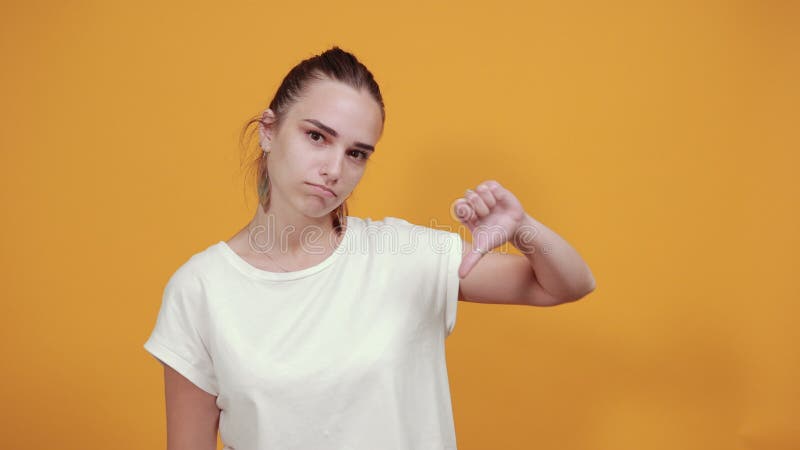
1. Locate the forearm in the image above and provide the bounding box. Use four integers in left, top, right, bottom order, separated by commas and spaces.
511, 213, 596, 301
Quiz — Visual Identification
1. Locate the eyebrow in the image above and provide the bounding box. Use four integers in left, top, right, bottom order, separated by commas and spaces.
302, 118, 375, 152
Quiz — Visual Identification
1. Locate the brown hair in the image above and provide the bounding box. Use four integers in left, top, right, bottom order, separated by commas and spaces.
238, 46, 385, 233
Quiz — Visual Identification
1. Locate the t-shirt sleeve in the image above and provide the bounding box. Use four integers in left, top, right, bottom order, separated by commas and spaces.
427, 228, 462, 338
143, 267, 219, 396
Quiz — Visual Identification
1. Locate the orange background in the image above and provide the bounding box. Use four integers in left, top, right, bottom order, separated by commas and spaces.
1, 1, 798, 449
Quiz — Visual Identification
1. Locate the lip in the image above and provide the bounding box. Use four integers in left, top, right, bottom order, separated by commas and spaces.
306, 182, 336, 198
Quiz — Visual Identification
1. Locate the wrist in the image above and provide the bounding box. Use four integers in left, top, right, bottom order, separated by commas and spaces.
511, 214, 540, 254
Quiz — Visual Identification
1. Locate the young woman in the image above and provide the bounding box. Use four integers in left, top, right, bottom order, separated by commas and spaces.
144, 46, 596, 450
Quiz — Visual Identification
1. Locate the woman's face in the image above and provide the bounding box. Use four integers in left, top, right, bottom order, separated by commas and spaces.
261, 78, 383, 220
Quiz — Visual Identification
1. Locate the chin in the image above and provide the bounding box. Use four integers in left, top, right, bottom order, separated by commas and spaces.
299, 203, 337, 219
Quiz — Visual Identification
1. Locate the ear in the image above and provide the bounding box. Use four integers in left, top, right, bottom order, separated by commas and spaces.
259, 108, 277, 149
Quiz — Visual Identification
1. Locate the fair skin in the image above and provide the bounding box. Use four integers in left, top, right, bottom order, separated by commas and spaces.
453, 181, 596, 306
224, 77, 383, 271
163, 77, 596, 449
163, 365, 219, 450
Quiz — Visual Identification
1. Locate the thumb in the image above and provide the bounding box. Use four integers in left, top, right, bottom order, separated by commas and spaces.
459, 246, 485, 279
453, 199, 475, 226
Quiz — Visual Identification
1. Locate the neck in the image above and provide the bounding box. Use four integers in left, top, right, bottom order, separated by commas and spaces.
246, 201, 342, 258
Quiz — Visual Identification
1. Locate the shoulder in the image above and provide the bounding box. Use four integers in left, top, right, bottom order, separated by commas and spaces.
349, 215, 413, 231
163, 242, 221, 294
348, 215, 461, 257
353, 215, 456, 236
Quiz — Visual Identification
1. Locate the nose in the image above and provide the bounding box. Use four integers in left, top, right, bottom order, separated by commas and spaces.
319, 148, 345, 181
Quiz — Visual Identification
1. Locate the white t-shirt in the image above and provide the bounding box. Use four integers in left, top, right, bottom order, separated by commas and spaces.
144, 215, 463, 450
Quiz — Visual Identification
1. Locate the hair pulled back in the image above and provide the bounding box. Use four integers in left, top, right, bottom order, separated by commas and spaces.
239, 46, 385, 233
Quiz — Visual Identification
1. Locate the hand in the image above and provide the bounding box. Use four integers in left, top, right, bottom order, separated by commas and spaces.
452, 180, 526, 279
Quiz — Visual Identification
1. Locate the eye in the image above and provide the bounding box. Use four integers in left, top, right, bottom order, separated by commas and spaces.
306, 130, 325, 143
349, 150, 370, 161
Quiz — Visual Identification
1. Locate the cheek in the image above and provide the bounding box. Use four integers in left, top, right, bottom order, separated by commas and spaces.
346, 169, 366, 187
283, 147, 315, 172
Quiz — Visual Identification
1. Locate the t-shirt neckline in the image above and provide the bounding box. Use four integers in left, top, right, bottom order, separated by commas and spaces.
215, 216, 354, 281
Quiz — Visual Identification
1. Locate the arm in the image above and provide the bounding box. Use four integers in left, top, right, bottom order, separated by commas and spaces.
163, 364, 220, 450
458, 219, 595, 307
510, 212, 596, 303
455, 181, 596, 306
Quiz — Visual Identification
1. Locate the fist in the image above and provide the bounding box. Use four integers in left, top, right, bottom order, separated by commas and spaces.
451, 180, 526, 278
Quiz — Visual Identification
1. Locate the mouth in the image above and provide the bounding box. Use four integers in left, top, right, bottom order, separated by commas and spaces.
305, 182, 337, 198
